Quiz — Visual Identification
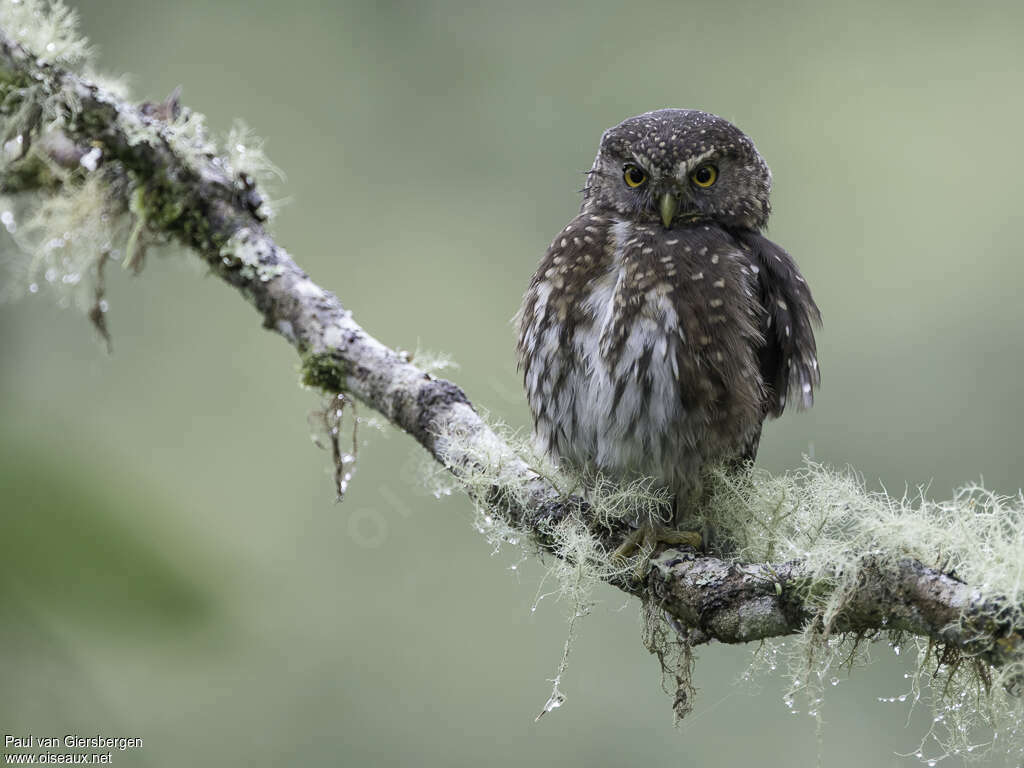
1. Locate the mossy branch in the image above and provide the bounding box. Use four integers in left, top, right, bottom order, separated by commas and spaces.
2, 10, 1024, 757
0, 16, 1020, 672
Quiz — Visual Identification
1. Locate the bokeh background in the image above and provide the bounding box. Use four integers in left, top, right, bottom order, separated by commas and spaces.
2, 0, 1024, 765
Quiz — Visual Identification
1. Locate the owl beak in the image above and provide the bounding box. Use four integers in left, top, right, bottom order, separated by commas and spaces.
659, 192, 678, 228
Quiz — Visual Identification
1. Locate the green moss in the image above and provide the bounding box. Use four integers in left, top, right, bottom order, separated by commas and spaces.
0, 154, 60, 194
121, 171, 227, 258
145, 183, 185, 229
301, 352, 347, 392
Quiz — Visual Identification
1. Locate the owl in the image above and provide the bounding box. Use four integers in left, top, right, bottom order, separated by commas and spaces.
516, 109, 820, 556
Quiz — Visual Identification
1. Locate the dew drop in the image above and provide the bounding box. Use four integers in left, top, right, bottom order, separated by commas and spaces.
80, 146, 102, 171
542, 692, 564, 713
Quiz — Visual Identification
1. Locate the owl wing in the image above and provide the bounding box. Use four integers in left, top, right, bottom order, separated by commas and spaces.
736, 230, 821, 418
515, 213, 613, 456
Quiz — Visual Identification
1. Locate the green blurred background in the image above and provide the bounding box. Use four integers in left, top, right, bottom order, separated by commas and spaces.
2, 0, 1023, 765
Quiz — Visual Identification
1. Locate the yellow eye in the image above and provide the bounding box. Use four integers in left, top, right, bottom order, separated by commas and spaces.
623, 164, 647, 188
691, 165, 717, 188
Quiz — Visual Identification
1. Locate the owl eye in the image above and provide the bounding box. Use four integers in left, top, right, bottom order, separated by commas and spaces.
623, 164, 647, 188
691, 165, 718, 188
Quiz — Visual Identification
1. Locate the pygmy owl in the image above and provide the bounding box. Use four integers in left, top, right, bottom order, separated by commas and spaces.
516, 109, 820, 551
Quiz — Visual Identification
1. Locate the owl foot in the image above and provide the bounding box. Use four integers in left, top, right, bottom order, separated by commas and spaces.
611, 524, 702, 581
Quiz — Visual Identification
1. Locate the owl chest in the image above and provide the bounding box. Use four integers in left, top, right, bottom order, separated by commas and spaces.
529, 267, 689, 482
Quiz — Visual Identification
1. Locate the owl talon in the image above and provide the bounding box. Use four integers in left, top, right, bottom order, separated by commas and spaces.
611, 526, 646, 562
612, 524, 702, 581
657, 529, 704, 549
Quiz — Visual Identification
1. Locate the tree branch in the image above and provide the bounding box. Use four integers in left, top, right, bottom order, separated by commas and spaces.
1, 28, 1021, 678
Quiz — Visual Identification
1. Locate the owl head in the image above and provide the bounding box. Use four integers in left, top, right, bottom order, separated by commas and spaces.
583, 109, 772, 231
